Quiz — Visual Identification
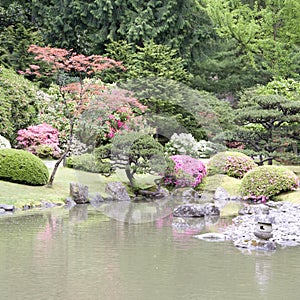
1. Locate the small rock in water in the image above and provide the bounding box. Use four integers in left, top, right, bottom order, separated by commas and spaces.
173, 203, 220, 217
0, 204, 15, 211
195, 233, 227, 242
234, 239, 276, 251
65, 197, 76, 209
41, 201, 57, 209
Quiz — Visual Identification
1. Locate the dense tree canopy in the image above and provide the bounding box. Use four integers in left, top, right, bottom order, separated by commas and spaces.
4, 0, 300, 96
204, 0, 300, 78
0, 2, 43, 71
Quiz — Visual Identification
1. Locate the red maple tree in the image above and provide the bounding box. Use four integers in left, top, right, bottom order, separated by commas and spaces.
22, 45, 127, 186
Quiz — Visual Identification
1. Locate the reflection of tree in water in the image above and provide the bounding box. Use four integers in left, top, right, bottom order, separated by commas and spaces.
34, 213, 64, 269
36, 213, 61, 242
100, 197, 175, 224
69, 204, 88, 223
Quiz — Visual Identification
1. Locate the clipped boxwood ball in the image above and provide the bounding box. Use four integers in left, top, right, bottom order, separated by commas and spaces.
241, 165, 299, 202
0, 149, 49, 185
208, 151, 257, 178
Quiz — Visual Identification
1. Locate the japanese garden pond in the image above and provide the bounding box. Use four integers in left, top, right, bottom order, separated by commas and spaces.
1, 205, 300, 300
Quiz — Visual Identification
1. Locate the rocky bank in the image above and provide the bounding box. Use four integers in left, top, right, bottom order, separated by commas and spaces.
196, 201, 300, 251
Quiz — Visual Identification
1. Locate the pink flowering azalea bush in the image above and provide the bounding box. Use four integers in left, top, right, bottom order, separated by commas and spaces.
241, 165, 299, 203
163, 155, 207, 188
16, 123, 61, 158
208, 151, 257, 179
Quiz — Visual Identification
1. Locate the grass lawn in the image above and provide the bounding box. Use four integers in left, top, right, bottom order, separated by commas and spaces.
0, 167, 159, 208
1, 163, 299, 209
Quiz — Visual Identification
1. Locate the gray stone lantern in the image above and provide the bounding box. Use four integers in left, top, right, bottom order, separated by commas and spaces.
254, 217, 273, 240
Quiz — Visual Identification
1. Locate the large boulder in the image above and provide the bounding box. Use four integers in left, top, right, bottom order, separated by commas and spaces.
214, 187, 230, 201
105, 182, 131, 201
173, 203, 220, 217
0, 135, 11, 149
70, 182, 89, 204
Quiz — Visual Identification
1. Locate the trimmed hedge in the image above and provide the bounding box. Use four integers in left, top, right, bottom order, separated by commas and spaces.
208, 151, 257, 178
0, 149, 49, 185
241, 165, 299, 202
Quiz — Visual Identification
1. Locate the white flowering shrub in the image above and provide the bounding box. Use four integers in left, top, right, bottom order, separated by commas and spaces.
165, 133, 218, 158
69, 137, 90, 156
0, 135, 11, 149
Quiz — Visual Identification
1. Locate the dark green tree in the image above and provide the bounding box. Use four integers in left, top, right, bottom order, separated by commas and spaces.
103, 40, 191, 83
111, 133, 166, 192
229, 93, 300, 165
191, 39, 271, 100
0, 2, 43, 71
29, 0, 216, 69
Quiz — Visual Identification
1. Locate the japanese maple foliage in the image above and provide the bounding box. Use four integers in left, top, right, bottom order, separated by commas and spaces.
22, 45, 126, 186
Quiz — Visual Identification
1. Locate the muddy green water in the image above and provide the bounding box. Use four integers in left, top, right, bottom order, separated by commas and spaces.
0, 206, 300, 300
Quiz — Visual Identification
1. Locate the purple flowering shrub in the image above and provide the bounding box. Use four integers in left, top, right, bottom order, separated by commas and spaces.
163, 155, 207, 188
241, 165, 299, 202
16, 123, 61, 158
208, 151, 257, 179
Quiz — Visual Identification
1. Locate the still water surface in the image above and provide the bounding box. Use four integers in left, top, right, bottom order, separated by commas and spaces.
0, 206, 300, 300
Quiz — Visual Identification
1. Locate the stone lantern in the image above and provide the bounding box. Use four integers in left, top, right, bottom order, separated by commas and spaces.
254, 218, 273, 240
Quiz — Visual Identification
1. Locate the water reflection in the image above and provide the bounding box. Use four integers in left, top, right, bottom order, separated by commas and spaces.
36, 214, 60, 242
69, 204, 88, 223
255, 258, 272, 295
92, 197, 175, 224
1, 208, 300, 300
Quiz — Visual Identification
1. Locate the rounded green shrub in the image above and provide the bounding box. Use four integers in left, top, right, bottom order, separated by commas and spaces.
241, 165, 299, 202
66, 153, 113, 175
95, 144, 112, 160
0, 149, 49, 185
208, 151, 257, 178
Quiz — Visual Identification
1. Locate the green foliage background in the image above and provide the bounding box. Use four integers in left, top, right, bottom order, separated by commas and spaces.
0, 67, 39, 143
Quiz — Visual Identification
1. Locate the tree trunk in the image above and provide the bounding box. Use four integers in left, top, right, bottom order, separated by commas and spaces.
47, 122, 74, 187
125, 167, 136, 194
47, 151, 68, 187
258, 154, 264, 166
292, 142, 298, 155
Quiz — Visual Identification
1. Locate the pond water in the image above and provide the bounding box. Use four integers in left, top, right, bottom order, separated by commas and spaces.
1, 205, 300, 300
